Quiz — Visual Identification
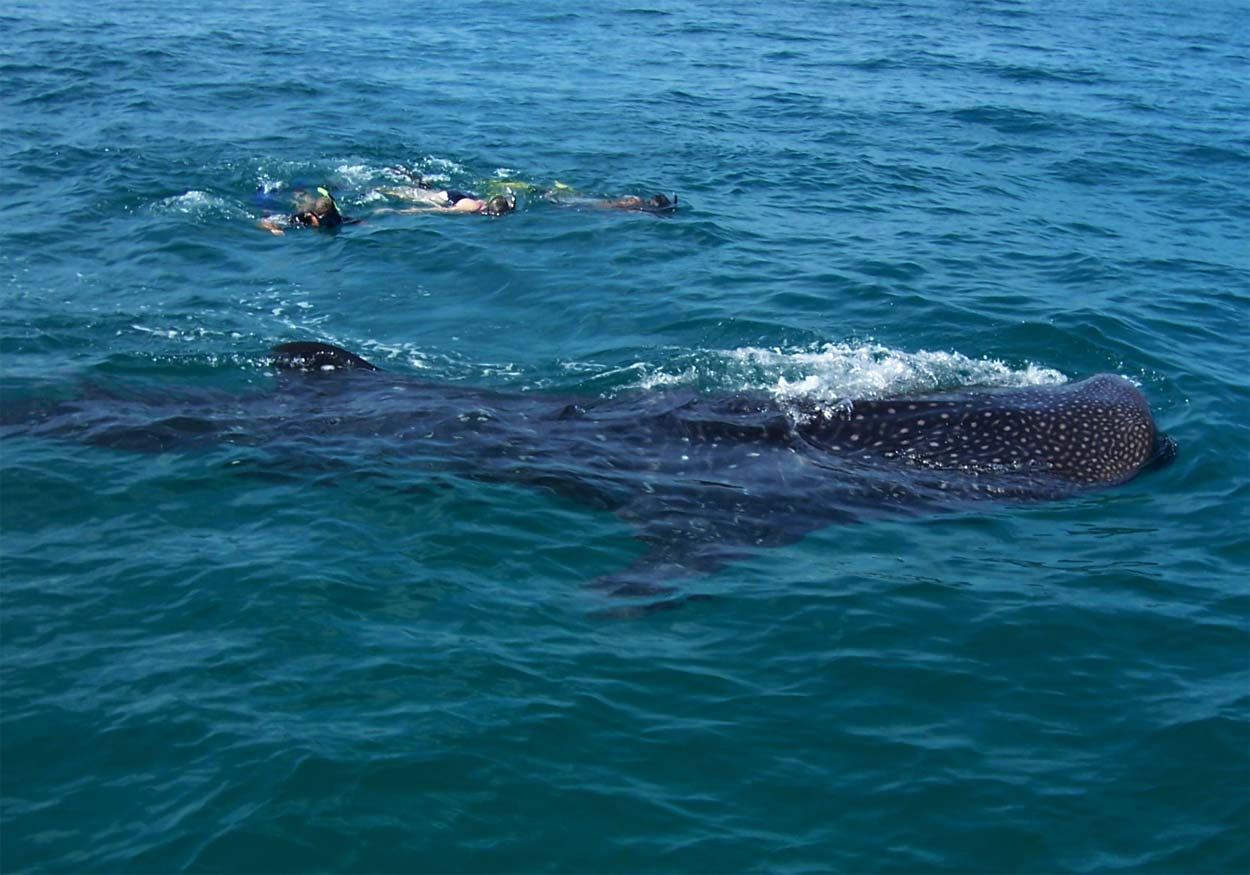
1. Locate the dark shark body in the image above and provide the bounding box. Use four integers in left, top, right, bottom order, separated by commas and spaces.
3, 342, 1177, 604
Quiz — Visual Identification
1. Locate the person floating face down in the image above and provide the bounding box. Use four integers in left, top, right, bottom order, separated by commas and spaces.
602, 193, 676, 213
540, 185, 677, 214
380, 180, 517, 217
260, 188, 354, 235
432, 191, 517, 216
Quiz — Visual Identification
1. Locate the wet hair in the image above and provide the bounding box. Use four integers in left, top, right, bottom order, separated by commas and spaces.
484, 194, 516, 216
312, 196, 342, 225
291, 195, 343, 229
647, 194, 673, 209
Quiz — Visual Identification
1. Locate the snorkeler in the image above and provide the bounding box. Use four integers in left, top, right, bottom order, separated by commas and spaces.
540, 185, 678, 214
379, 177, 517, 217
391, 191, 515, 216
602, 193, 677, 213
259, 188, 359, 235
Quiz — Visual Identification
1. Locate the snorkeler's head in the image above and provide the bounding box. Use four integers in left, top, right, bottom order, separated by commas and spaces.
312, 196, 340, 218
290, 195, 343, 228
484, 194, 516, 216
647, 194, 673, 209
296, 195, 343, 228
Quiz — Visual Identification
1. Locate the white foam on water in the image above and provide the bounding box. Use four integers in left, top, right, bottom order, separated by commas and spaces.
420, 156, 463, 174
635, 366, 700, 391
332, 164, 376, 187
588, 342, 1068, 400
727, 343, 1068, 401
129, 323, 234, 343
149, 190, 246, 220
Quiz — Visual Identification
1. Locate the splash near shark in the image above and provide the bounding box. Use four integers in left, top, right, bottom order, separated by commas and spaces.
3, 341, 1177, 609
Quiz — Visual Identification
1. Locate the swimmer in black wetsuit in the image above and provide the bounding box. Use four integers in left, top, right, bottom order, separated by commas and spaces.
259, 189, 358, 235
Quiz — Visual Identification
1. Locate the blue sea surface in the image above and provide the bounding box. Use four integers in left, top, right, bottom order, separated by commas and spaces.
2, 0, 1248, 872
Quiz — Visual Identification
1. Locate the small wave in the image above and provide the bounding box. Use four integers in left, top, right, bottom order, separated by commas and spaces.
577, 361, 699, 392
419, 156, 463, 173
348, 339, 527, 382
583, 342, 1068, 400
332, 163, 378, 187
730, 343, 1068, 400
948, 105, 1061, 136
148, 190, 245, 220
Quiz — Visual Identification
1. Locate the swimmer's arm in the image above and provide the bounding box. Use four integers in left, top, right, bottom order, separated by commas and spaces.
379, 187, 444, 204
374, 206, 438, 215
259, 218, 286, 236
376, 203, 475, 215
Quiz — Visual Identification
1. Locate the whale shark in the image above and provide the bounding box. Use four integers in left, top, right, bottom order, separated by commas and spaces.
2, 341, 1177, 608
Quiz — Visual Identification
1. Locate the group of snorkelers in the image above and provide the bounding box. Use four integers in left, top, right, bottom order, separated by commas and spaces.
257, 171, 677, 235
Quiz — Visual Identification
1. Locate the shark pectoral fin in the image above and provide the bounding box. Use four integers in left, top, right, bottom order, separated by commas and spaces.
269, 342, 379, 372
580, 536, 749, 619
584, 544, 683, 595
587, 593, 713, 621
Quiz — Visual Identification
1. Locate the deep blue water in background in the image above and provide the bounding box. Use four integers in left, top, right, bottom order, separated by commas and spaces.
2, 0, 1248, 871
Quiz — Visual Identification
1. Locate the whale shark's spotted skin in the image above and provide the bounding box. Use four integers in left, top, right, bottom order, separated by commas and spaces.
801, 375, 1159, 486
2, 342, 1176, 602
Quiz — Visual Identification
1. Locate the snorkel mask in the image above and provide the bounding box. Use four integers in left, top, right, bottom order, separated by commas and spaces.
484, 193, 516, 216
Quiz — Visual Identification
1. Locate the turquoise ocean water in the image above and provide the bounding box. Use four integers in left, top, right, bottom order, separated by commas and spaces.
2, 0, 1247, 871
